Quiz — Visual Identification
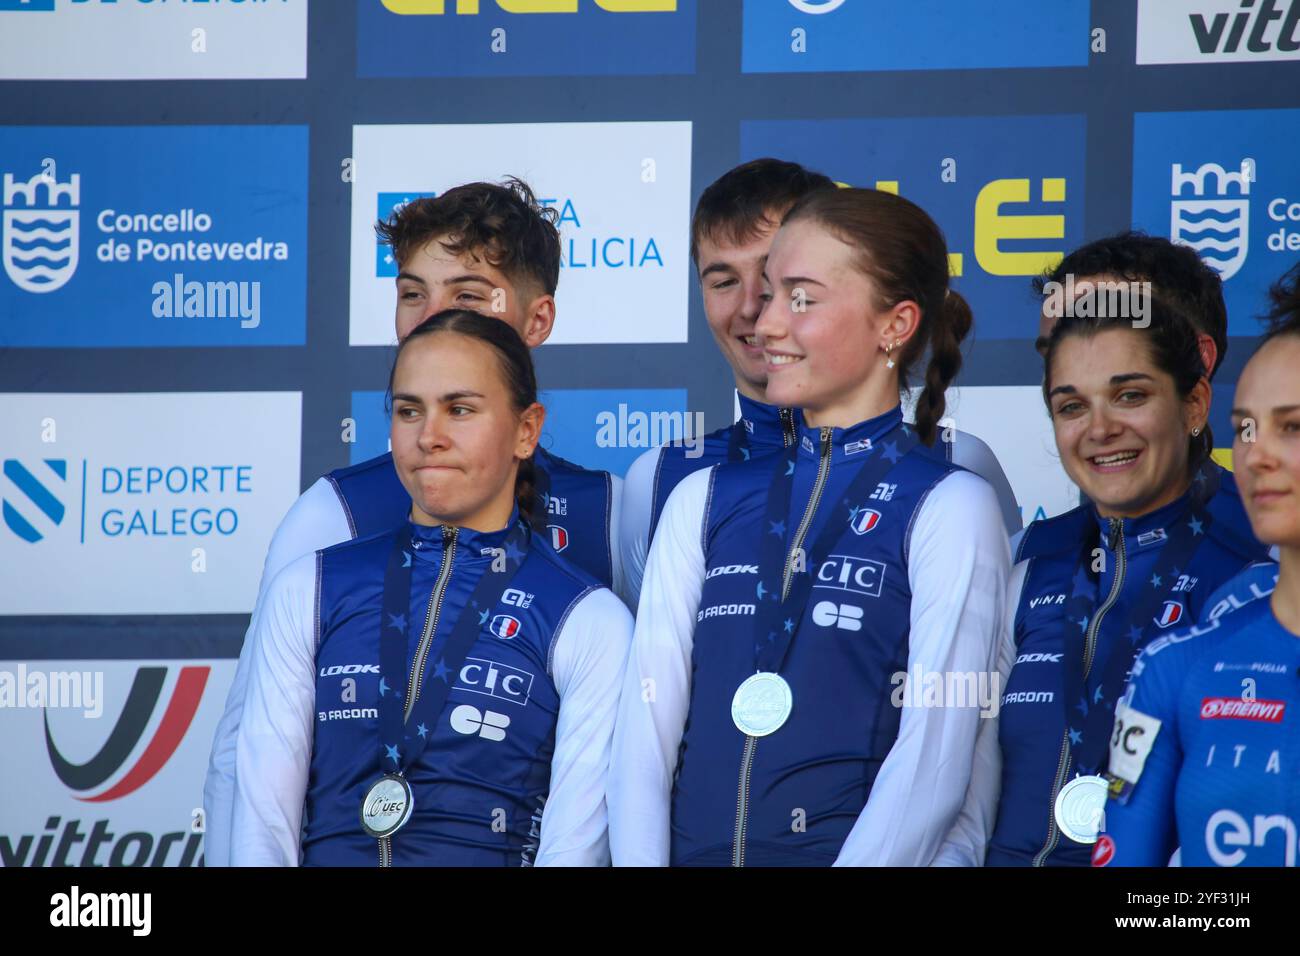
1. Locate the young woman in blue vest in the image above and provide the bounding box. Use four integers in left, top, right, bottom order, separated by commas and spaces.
231, 310, 632, 866
608, 188, 1011, 866
974, 293, 1270, 867
1094, 264, 1300, 868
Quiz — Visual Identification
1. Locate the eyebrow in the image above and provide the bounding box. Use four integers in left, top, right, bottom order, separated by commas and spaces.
699, 261, 738, 280
1047, 372, 1155, 400
1231, 404, 1300, 417
391, 390, 487, 405
394, 272, 496, 288
776, 276, 826, 289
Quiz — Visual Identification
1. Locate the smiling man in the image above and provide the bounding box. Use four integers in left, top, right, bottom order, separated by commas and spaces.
204, 179, 624, 867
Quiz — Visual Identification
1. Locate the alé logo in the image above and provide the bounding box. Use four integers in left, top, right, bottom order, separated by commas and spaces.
45, 665, 209, 802
2, 458, 67, 543
1171, 161, 1251, 281
2, 164, 80, 294
379, 0, 676, 13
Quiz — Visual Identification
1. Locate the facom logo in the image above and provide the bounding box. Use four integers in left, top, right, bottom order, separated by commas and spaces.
380, 0, 677, 13
45, 665, 210, 803
1170, 161, 1251, 281
2, 458, 67, 543
2, 166, 79, 293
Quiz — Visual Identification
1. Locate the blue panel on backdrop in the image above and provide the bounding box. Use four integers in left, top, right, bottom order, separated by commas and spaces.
742, 115, 1087, 342
1132, 109, 1300, 338
0, 126, 308, 347
352, 387, 691, 476
742, 0, 1089, 73
356, 0, 697, 78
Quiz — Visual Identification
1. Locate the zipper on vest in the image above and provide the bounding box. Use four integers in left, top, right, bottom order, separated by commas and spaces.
779, 407, 796, 448
379, 525, 458, 868
1033, 516, 1127, 866
732, 427, 832, 867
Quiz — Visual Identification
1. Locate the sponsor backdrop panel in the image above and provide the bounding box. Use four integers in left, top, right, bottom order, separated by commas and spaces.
0, 658, 236, 867
348, 122, 692, 347
0, 393, 301, 615
0, 0, 308, 80
0, 125, 309, 347
2, 0, 1297, 864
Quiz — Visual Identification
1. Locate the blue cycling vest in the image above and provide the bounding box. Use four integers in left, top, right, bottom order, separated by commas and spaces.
989, 465, 1268, 867
325, 447, 615, 587
304, 518, 597, 866
648, 394, 797, 545
670, 407, 961, 866
1099, 598, 1300, 867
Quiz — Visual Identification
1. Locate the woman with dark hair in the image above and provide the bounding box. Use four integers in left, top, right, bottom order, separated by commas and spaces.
979, 291, 1270, 867
1094, 263, 1300, 868
231, 309, 632, 866
609, 188, 1010, 866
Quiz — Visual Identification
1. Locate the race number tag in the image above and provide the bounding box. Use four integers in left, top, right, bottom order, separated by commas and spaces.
1106, 701, 1162, 804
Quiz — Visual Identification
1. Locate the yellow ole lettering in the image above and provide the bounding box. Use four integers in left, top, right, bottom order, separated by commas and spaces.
974, 177, 1067, 276
499, 0, 577, 12
596, 0, 677, 9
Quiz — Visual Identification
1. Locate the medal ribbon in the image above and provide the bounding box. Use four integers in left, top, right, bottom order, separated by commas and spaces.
377, 521, 531, 774
1061, 469, 1220, 774
754, 414, 919, 675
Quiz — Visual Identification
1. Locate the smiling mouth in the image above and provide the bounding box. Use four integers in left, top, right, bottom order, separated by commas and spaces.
1089, 450, 1141, 471
766, 352, 802, 367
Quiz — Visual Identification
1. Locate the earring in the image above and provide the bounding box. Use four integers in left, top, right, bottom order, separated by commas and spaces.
884, 342, 895, 369
1192, 426, 1202, 437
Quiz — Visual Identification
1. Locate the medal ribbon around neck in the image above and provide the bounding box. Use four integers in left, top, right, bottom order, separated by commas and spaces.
376, 520, 531, 777
752, 413, 918, 677
1059, 467, 1220, 775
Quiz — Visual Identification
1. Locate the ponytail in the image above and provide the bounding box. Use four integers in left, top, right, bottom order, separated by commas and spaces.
912, 289, 972, 447
516, 454, 539, 532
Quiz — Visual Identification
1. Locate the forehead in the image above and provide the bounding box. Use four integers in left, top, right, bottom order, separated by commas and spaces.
1238, 336, 1300, 403
393, 332, 501, 389
697, 217, 779, 262
766, 219, 855, 273
1051, 327, 1159, 379
403, 236, 515, 284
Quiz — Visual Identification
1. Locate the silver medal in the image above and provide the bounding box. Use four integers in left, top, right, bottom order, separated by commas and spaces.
1054, 774, 1109, 844
731, 672, 794, 737
360, 773, 414, 839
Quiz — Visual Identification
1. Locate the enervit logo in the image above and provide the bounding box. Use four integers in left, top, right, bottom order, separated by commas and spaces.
456, 658, 534, 707
550, 525, 570, 553
2, 168, 79, 293
849, 507, 881, 535
489, 614, 521, 639
1200, 697, 1286, 721
811, 600, 863, 631
1138, 0, 1300, 64
449, 704, 510, 742
45, 665, 209, 802
1155, 600, 1186, 629
2, 458, 67, 543
815, 554, 885, 598
1171, 162, 1251, 281
1206, 810, 1297, 866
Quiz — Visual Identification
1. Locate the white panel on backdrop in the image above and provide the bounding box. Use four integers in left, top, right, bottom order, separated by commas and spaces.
1137, 0, 1300, 65
0, 0, 307, 81
0, 393, 300, 615
905, 385, 1079, 525
348, 122, 693, 347
0, 658, 235, 867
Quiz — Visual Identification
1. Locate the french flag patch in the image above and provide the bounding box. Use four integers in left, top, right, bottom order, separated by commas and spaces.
850, 508, 882, 535
490, 614, 522, 639
1155, 600, 1184, 629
